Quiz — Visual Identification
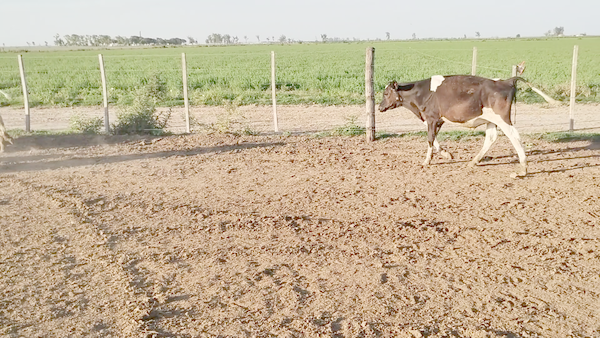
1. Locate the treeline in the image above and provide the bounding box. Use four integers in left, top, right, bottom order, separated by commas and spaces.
53, 34, 191, 47
205, 33, 241, 44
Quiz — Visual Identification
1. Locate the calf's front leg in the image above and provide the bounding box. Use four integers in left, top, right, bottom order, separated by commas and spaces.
422, 120, 440, 166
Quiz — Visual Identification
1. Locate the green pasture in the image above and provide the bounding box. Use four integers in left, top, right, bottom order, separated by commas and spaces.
0, 37, 598, 107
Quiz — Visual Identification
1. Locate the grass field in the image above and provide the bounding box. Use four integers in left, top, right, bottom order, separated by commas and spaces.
0, 37, 599, 107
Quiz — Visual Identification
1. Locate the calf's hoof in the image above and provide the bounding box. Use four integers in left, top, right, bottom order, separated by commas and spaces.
509, 165, 527, 179
440, 151, 453, 160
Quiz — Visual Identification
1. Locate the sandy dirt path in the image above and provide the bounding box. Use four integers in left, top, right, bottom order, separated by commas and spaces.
1, 103, 600, 134
1, 132, 599, 337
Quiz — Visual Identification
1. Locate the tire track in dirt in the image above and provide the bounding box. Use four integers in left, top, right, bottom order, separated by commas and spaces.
0, 176, 162, 337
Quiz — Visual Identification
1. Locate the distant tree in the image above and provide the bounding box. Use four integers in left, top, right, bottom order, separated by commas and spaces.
114, 36, 129, 45
187, 36, 196, 44
516, 34, 521, 38
544, 30, 552, 37
475, 31, 480, 38
244, 35, 248, 43
321, 34, 328, 42
206, 33, 223, 44
143, 37, 158, 45
385, 32, 390, 40
64, 34, 85, 46
412, 33, 416, 40
279, 35, 287, 43
553, 26, 565, 36
54, 34, 65, 46
133, 35, 145, 45
98, 35, 112, 46
167, 38, 186, 45
256, 35, 260, 42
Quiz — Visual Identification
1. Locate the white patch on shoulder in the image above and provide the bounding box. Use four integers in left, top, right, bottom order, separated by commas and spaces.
430, 75, 445, 92
492, 78, 500, 81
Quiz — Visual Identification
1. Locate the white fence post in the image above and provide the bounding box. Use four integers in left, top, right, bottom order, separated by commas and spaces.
569, 45, 579, 131
365, 47, 375, 142
181, 53, 191, 133
471, 47, 477, 75
271, 51, 279, 132
17, 55, 30, 132
98, 54, 110, 134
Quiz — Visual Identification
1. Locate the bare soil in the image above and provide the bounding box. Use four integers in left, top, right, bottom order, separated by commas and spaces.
1, 128, 599, 337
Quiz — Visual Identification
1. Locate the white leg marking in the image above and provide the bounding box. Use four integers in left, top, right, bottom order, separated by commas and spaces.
479, 108, 527, 176
433, 138, 441, 152
470, 123, 498, 166
430, 75, 445, 92
433, 138, 453, 159
424, 120, 452, 160
423, 145, 433, 165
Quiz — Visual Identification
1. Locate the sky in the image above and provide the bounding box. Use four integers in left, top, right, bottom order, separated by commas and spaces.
1, 0, 598, 46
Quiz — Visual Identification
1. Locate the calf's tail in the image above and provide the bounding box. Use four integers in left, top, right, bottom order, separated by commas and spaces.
508, 76, 560, 106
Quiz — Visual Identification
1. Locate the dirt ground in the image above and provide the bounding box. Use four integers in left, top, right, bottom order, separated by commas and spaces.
1, 103, 600, 134
1, 124, 599, 337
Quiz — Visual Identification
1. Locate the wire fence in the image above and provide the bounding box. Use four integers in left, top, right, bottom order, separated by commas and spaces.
0, 40, 599, 134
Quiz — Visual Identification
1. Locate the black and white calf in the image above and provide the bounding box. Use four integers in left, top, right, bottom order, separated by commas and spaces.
379, 75, 527, 177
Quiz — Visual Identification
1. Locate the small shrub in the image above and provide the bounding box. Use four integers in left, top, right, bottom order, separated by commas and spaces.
111, 73, 171, 135
203, 100, 259, 136
111, 108, 171, 135
69, 113, 103, 134
330, 115, 365, 136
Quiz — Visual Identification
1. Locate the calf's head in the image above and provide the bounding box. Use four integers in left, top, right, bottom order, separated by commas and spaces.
379, 81, 402, 112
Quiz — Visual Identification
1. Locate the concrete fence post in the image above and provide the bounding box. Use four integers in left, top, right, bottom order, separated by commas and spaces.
365, 47, 375, 142
181, 53, 190, 133
17, 55, 30, 132
569, 45, 579, 131
98, 54, 110, 133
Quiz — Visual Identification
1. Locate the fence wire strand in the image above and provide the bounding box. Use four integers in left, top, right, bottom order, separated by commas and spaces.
0, 45, 596, 134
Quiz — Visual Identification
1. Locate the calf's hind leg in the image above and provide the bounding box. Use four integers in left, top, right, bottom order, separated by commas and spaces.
469, 122, 498, 167
480, 108, 527, 176
434, 139, 453, 160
